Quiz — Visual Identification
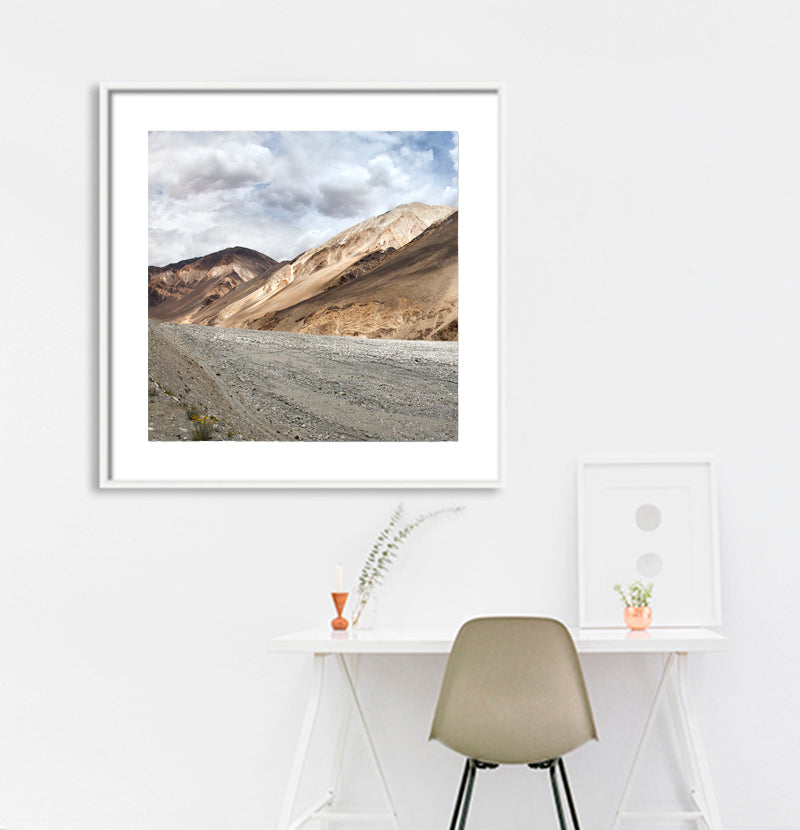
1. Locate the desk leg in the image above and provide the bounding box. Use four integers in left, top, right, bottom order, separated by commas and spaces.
611, 652, 722, 830
611, 653, 675, 830
278, 654, 328, 830
336, 654, 401, 830
675, 653, 723, 830
276, 653, 401, 830
321, 655, 359, 830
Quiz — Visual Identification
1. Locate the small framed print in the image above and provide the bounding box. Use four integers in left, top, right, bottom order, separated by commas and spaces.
578, 456, 721, 628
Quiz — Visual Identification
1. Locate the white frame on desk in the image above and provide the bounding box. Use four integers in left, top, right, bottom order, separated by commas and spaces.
578, 456, 722, 628
267, 626, 728, 830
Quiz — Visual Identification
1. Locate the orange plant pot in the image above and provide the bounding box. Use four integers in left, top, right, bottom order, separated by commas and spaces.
624, 606, 652, 631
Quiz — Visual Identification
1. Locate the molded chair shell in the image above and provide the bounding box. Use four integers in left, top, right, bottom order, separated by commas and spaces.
430, 617, 598, 765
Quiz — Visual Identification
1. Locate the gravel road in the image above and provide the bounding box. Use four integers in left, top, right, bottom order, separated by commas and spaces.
148, 321, 458, 442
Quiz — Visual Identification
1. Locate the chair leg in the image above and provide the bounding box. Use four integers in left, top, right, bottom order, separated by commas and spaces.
449, 759, 472, 830
456, 759, 478, 830
557, 758, 581, 830
548, 762, 568, 830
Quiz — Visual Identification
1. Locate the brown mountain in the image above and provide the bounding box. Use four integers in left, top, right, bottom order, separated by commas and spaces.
148, 246, 281, 323
187, 202, 455, 329
251, 211, 458, 341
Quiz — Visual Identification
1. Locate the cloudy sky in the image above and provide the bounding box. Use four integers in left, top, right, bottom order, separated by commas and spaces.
148, 131, 458, 266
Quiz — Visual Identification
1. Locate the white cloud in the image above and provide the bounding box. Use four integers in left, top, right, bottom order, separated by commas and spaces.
367, 154, 410, 190
149, 131, 458, 265
450, 133, 459, 173
149, 132, 274, 199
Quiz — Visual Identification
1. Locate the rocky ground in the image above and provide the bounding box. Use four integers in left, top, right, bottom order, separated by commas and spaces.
148, 321, 458, 442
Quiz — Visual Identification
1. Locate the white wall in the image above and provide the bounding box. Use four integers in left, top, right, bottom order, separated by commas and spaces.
2, 2, 799, 828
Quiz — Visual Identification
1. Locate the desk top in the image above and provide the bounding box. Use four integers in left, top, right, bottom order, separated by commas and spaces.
267, 626, 727, 655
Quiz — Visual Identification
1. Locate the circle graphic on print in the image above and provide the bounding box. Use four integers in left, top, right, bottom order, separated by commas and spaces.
635, 503, 662, 531
636, 553, 663, 578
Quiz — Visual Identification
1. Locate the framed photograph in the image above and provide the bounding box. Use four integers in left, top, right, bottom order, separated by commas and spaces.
100, 83, 502, 488
578, 456, 721, 628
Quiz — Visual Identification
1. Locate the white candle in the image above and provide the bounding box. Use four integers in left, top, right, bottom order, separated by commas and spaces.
335, 563, 344, 592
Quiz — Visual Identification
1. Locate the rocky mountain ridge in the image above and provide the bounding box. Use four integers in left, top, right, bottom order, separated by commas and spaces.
147, 202, 458, 340
148, 246, 281, 322
254, 211, 458, 340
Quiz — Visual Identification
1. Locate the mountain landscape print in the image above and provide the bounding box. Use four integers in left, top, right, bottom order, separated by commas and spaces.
147, 131, 459, 442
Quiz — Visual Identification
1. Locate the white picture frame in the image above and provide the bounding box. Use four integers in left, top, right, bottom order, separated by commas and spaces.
99, 82, 503, 488
578, 456, 721, 628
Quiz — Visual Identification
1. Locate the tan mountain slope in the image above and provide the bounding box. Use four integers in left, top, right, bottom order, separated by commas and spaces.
148, 246, 280, 323
250, 211, 458, 341
191, 202, 455, 329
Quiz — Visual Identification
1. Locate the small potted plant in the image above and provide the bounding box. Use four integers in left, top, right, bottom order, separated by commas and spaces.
613, 579, 654, 630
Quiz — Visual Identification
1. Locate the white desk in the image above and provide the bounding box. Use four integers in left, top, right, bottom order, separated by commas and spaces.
268, 626, 727, 830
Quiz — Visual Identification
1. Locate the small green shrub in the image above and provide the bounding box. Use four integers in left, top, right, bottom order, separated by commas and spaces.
189, 414, 217, 441
613, 579, 654, 608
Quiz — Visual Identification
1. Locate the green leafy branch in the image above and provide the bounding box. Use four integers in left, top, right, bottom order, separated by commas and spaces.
613, 579, 654, 608
352, 503, 464, 626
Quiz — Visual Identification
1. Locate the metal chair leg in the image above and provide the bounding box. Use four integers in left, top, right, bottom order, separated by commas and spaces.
453, 758, 580, 830
549, 762, 568, 830
449, 759, 472, 830
457, 759, 478, 830
557, 758, 581, 830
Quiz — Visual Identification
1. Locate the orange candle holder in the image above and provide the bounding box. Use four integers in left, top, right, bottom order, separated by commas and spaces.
331, 592, 349, 631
